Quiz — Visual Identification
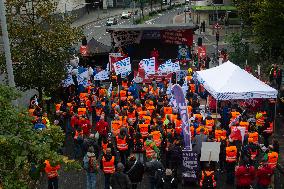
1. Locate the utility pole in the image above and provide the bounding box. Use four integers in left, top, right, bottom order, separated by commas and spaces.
0, 0, 16, 88
184, 0, 186, 23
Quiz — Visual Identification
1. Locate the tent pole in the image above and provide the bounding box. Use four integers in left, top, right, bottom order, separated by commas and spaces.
216, 99, 218, 114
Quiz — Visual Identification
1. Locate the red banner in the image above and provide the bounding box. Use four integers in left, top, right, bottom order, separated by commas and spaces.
80, 45, 88, 56
197, 46, 206, 59
134, 68, 172, 84
161, 29, 193, 46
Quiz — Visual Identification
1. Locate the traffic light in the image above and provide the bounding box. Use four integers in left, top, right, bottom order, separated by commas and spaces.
198, 37, 202, 46
216, 32, 219, 42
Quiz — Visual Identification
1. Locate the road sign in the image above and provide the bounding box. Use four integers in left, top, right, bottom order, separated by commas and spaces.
214, 23, 221, 29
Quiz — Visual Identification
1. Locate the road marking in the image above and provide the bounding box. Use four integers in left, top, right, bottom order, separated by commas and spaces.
93, 25, 101, 28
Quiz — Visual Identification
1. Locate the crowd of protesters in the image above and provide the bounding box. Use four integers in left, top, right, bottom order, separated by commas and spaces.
27, 59, 283, 189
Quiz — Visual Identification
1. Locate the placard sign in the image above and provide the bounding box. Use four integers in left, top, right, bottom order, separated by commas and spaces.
182, 149, 198, 181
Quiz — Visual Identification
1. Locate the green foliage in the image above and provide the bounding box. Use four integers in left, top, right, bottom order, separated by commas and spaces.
4, 0, 82, 99
0, 85, 81, 188
235, 0, 284, 58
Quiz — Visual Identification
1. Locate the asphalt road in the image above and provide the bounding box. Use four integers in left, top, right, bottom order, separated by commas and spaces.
83, 7, 184, 47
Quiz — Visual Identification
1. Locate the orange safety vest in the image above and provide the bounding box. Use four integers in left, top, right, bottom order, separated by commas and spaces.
102, 141, 108, 154
231, 111, 240, 120
139, 124, 149, 138
112, 120, 122, 136
120, 90, 127, 101
239, 121, 249, 134
79, 93, 88, 100
190, 126, 195, 137
95, 108, 103, 116
29, 108, 35, 116
78, 107, 87, 116
194, 114, 203, 122
256, 116, 265, 127
226, 146, 237, 163
248, 132, 259, 144
144, 116, 152, 124
196, 126, 209, 135
205, 119, 215, 132
116, 136, 128, 151
55, 104, 61, 112
151, 131, 161, 147
168, 114, 178, 122
44, 160, 60, 179
175, 119, 182, 135
263, 122, 273, 134
127, 110, 136, 119
102, 156, 115, 174
122, 81, 128, 89
189, 83, 195, 93
200, 171, 216, 187
164, 107, 173, 115
119, 116, 127, 125
215, 129, 226, 141
268, 152, 278, 169
74, 130, 84, 140
144, 141, 156, 158
138, 111, 147, 119
187, 106, 193, 114
147, 106, 156, 115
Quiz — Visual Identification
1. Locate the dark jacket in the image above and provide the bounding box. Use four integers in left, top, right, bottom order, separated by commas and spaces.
163, 175, 178, 189
125, 159, 144, 183
145, 160, 164, 177
110, 172, 131, 189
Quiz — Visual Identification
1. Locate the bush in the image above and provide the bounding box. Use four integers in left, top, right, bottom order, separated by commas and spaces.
149, 11, 158, 16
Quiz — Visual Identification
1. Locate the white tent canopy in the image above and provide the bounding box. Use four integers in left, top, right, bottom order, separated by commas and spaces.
194, 61, 278, 100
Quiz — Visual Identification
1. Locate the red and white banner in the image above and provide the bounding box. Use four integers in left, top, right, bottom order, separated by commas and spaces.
134, 67, 172, 83
109, 53, 127, 71
197, 46, 206, 59
80, 45, 88, 56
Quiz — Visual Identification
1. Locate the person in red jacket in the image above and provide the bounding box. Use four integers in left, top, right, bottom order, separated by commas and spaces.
235, 162, 256, 189
78, 115, 92, 136
70, 113, 79, 130
256, 162, 274, 189
95, 115, 109, 144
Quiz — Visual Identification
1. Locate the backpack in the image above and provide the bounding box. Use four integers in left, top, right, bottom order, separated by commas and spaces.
202, 171, 214, 188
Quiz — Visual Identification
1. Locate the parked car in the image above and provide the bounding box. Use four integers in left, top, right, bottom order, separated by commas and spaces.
121, 11, 130, 19
106, 18, 117, 26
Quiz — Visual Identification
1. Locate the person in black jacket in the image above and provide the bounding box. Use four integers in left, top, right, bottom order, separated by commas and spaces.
110, 163, 131, 189
125, 154, 145, 189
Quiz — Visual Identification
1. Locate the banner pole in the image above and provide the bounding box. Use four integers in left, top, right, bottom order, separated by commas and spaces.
274, 99, 277, 133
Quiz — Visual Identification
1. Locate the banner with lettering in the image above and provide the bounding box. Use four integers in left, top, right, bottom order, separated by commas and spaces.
134, 67, 172, 83
112, 30, 142, 47
171, 84, 192, 149
94, 70, 109, 80
113, 57, 131, 75
140, 57, 156, 75
158, 59, 180, 73
161, 30, 193, 46
182, 150, 198, 182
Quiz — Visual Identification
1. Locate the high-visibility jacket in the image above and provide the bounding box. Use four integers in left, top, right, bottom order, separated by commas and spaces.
190, 126, 195, 137
226, 146, 237, 162
122, 81, 128, 89
175, 119, 182, 135
79, 93, 88, 100
44, 160, 60, 179
199, 171, 216, 187
116, 136, 128, 151
151, 131, 162, 147
147, 106, 156, 114
230, 111, 240, 122
239, 121, 249, 134
95, 108, 103, 117
78, 107, 87, 116
144, 141, 156, 158
55, 104, 61, 112
263, 122, 273, 134
139, 124, 149, 138
151, 88, 159, 96
138, 111, 147, 119
194, 114, 203, 122
248, 132, 259, 144
102, 156, 115, 174
205, 119, 215, 132
120, 90, 127, 101
268, 152, 278, 169
196, 126, 209, 135
187, 106, 193, 114
168, 114, 178, 122
164, 107, 173, 115
119, 116, 127, 125
144, 116, 152, 124
215, 129, 226, 141
99, 89, 107, 97
256, 112, 265, 127
165, 128, 174, 137
127, 111, 136, 122
189, 83, 195, 93
29, 108, 35, 116
112, 120, 122, 136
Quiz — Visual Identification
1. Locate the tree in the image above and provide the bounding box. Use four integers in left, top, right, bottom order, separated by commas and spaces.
0, 85, 81, 188
235, 0, 284, 58
4, 0, 81, 101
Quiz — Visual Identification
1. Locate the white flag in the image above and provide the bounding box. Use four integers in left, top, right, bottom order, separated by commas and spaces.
94, 70, 110, 80
141, 57, 155, 75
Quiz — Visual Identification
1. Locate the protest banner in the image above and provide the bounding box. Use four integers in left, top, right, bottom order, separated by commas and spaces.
178, 44, 190, 60
182, 149, 198, 182
197, 46, 206, 59
158, 59, 180, 73
161, 30, 193, 46
94, 70, 109, 80
113, 57, 131, 75
171, 84, 192, 149
112, 30, 142, 47
200, 142, 221, 162
109, 53, 124, 71
140, 57, 155, 75
134, 67, 172, 83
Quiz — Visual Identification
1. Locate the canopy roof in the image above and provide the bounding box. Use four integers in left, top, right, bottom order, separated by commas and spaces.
194, 61, 278, 100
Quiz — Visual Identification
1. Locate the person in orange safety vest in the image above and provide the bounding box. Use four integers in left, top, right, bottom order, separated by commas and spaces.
267, 151, 278, 169
226, 145, 238, 163
44, 160, 60, 189
101, 148, 116, 189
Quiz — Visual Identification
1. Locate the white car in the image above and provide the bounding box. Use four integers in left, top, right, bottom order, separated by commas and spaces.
121, 11, 130, 19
